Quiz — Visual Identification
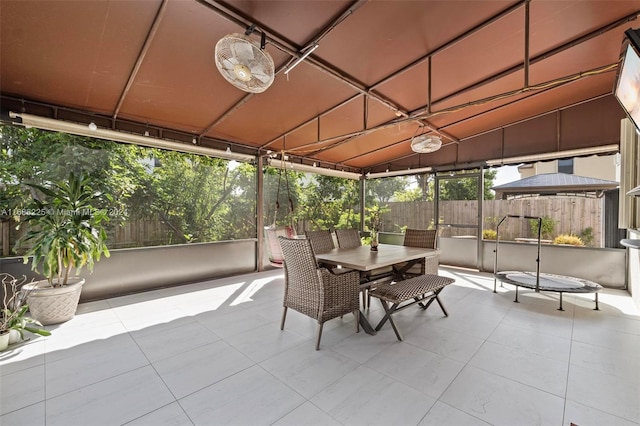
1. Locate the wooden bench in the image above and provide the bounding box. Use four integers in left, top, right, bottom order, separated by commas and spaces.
368, 274, 454, 341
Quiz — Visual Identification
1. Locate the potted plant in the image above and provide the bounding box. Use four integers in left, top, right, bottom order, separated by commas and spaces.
16, 172, 110, 325
1, 273, 50, 350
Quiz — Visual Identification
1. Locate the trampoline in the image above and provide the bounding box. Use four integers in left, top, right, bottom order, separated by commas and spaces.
493, 215, 602, 311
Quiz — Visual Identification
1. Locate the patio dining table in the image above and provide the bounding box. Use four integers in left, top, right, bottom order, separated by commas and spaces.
316, 244, 439, 334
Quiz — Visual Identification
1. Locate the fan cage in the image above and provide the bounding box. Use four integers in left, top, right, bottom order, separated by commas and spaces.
214, 33, 275, 94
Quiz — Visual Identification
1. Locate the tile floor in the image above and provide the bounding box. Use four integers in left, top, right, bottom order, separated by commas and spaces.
1, 267, 639, 426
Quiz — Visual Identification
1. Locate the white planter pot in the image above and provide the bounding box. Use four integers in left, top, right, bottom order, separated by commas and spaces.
23, 278, 85, 325
0, 330, 9, 351
8, 329, 22, 345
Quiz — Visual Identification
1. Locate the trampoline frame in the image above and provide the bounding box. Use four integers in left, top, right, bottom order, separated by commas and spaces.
492, 214, 601, 311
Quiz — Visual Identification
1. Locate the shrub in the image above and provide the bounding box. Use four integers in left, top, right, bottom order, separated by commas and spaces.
482, 229, 497, 240
530, 216, 555, 239
579, 227, 594, 246
553, 234, 584, 246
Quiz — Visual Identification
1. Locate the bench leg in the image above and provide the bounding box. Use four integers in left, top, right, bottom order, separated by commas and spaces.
418, 288, 448, 316
375, 300, 403, 341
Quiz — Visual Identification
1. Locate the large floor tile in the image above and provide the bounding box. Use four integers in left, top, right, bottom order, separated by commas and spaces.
196, 308, 278, 340
567, 363, 640, 424
224, 322, 309, 363
499, 308, 574, 340
45, 334, 149, 398
404, 323, 485, 363
570, 340, 640, 379
365, 342, 464, 398
0, 338, 46, 376
131, 318, 220, 363
272, 401, 341, 426
488, 322, 571, 362
154, 340, 254, 399
563, 399, 640, 426
0, 401, 45, 426
327, 323, 398, 364
311, 365, 436, 425
440, 366, 565, 426
125, 402, 194, 426
45, 365, 175, 426
179, 365, 305, 426
0, 365, 45, 415
469, 341, 568, 396
260, 343, 359, 399
418, 401, 491, 426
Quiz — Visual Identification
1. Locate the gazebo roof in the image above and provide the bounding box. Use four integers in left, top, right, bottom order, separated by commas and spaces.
492, 172, 619, 198
1, 1, 637, 175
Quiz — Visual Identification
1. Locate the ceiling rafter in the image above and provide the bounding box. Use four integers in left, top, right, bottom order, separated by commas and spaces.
417, 8, 640, 115
300, 10, 638, 163
287, 60, 617, 162
113, 0, 168, 121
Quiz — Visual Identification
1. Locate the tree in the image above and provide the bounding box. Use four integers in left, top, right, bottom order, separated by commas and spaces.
438, 169, 497, 201
296, 175, 359, 230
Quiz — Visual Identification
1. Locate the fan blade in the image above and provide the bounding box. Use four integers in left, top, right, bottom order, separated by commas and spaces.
253, 72, 272, 84
231, 41, 255, 63
221, 57, 239, 70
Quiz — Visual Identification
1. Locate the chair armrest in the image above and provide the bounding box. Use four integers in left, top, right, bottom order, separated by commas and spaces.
319, 269, 360, 291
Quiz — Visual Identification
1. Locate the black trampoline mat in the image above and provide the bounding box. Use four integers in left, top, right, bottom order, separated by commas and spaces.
495, 271, 602, 293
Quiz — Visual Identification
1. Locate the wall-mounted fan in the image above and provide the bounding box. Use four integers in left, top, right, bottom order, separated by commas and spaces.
214, 32, 274, 93
411, 134, 442, 153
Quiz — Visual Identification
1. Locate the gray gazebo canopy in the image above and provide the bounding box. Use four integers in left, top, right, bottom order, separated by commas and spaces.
492, 173, 619, 199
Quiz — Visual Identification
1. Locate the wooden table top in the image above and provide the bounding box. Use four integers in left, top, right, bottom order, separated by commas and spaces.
315, 244, 439, 272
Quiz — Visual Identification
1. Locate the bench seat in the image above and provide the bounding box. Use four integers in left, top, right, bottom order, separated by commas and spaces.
369, 274, 454, 341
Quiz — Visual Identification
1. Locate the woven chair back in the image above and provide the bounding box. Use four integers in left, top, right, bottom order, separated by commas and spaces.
335, 229, 362, 249
403, 229, 437, 249
305, 230, 335, 254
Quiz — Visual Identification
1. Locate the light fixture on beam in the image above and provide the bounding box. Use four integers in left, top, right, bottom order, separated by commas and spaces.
485, 144, 619, 166
367, 166, 433, 179
9, 112, 255, 163
267, 158, 361, 180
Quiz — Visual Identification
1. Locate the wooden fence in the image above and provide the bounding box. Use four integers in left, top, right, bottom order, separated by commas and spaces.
383, 197, 603, 247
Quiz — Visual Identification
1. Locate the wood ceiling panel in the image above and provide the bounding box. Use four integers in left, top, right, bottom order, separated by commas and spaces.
211, 61, 357, 144
317, 1, 519, 86
221, 0, 352, 46
318, 122, 417, 166
0, 0, 159, 113
528, 1, 640, 56
440, 72, 616, 140
431, 9, 524, 102
118, 1, 290, 133
319, 95, 365, 141
528, 32, 623, 86
375, 61, 430, 112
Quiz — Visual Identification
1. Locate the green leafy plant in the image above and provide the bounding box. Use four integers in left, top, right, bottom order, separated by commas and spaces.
17, 172, 111, 286
553, 234, 584, 246
579, 227, 594, 246
482, 229, 497, 240
1, 274, 51, 339
530, 216, 555, 239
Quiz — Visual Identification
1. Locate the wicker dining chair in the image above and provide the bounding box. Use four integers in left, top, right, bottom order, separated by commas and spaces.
304, 229, 336, 254
335, 229, 362, 249
278, 236, 360, 350
402, 228, 439, 276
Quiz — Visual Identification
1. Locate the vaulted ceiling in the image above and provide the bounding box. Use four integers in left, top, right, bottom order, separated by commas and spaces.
1, 0, 639, 174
